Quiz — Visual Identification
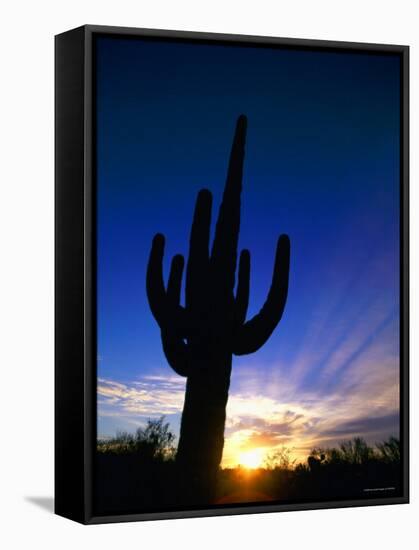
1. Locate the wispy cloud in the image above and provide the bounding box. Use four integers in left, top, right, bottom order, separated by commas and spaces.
98, 376, 185, 413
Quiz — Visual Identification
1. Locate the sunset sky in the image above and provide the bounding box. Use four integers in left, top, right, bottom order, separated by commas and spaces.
95, 36, 400, 467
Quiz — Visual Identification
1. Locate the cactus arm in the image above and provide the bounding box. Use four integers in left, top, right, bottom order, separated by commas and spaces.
211, 115, 247, 291
233, 234, 290, 355
186, 189, 212, 309
146, 233, 167, 324
146, 233, 187, 331
148, 249, 190, 376
234, 249, 250, 327
161, 329, 190, 376
166, 254, 185, 307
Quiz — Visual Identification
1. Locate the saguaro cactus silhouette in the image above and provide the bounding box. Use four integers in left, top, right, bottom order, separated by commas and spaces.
146, 115, 290, 501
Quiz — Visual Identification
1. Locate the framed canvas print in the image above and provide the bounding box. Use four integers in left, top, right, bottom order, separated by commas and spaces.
55, 25, 409, 524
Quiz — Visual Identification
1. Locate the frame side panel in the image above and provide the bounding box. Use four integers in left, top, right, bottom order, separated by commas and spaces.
401, 47, 410, 502
55, 26, 86, 524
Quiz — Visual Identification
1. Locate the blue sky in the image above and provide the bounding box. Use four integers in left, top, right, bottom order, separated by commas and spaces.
96, 36, 400, 464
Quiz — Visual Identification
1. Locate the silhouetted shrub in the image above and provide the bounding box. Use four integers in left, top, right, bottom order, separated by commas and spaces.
376, 437, 400, 463
264, 446, 296, 470
97, 416, 176, 461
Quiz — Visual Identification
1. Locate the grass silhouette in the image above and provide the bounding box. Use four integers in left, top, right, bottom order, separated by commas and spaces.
97, 417, 176, 461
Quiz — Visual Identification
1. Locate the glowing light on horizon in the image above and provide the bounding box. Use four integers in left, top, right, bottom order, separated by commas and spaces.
237, 448, 265, 469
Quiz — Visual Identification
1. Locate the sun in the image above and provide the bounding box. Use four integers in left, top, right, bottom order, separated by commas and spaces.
238, 448, 265, 469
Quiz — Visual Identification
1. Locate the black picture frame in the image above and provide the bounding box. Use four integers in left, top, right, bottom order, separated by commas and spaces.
55, 24, 409, 524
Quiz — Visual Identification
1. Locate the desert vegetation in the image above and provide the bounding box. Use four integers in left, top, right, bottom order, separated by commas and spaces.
95, 417, 401, 514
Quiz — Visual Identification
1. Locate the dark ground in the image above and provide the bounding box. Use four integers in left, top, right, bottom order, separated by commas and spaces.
94, 436, 401, 516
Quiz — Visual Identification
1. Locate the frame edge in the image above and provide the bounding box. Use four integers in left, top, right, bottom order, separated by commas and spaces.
55, 25, 88, 525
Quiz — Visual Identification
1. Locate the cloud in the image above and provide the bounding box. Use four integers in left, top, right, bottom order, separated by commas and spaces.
317, 412, 399, 439
246, 431, 293, 448
98, 376, 185, 417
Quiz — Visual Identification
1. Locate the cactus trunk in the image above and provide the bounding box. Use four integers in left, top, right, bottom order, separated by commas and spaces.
176, 361, 232, 502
